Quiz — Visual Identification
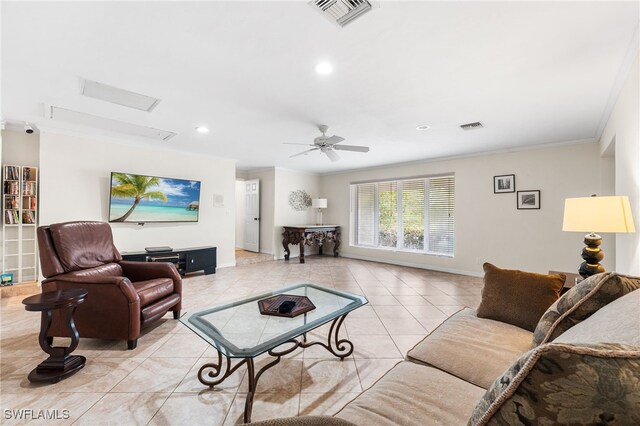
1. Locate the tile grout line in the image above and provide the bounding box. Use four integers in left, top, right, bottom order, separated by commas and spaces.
145, 356, 200, 425
69, 351, 151, 425
70, 391, 110, 425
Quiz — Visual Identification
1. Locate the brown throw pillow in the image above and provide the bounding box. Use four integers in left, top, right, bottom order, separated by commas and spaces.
477, 263, 565, 331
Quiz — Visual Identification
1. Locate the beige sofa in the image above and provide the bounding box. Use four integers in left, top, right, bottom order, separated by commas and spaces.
253, 272, 640, 425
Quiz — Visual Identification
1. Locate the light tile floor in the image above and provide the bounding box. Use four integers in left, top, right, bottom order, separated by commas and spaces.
0, 256, 482, 425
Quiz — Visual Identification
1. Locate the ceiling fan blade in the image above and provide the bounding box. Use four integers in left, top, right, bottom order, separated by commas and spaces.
325, 135, 345, 145
283, 142, 314, 146
333, 144, 369, 153
324, 149, 340, 162
290, 148, 319, 158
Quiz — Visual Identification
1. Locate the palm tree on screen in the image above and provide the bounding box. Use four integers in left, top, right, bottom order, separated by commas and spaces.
111, 173, 167, 222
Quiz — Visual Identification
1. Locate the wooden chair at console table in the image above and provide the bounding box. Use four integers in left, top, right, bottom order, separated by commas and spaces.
282, 225, 341, 264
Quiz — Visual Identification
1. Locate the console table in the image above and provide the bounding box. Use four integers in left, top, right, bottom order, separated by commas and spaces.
282, 225, 340, 264
121, 246, 217, 275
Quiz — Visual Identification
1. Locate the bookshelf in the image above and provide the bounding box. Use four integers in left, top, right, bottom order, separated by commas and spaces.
2, 165, 39, 285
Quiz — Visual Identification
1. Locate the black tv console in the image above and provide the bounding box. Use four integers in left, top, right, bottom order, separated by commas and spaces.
121, 246, 216, 276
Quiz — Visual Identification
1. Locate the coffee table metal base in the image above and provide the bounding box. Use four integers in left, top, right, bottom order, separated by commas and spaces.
197, 313, 353, 423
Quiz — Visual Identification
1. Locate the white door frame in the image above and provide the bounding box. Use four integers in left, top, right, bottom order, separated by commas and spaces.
243, 179, 260, 252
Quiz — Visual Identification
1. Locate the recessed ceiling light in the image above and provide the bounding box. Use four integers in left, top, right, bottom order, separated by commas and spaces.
195, 126, 209, 134
315, 62, 333, 75
416, 124, 431, 130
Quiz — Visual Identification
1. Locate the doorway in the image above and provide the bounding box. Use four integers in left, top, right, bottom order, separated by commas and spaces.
235, 179, 270, 265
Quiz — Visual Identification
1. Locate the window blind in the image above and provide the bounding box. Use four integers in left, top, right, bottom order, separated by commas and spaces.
428, 176, 455, 255
354, 183, 375, 246
402, 179, 425, 250
351, 175, 454, 256
378, 181, 398, 248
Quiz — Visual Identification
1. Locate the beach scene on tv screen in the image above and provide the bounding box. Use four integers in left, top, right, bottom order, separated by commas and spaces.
109, 172, 200, 222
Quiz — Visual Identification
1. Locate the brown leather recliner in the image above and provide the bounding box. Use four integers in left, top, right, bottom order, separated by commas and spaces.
37, 221, 182, 350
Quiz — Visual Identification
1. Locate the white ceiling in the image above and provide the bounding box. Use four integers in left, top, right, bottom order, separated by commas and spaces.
2, 1, 639, 173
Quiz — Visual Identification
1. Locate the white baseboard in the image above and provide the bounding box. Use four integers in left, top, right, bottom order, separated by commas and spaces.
340, 253, 483, 278
218, 262, 236, 269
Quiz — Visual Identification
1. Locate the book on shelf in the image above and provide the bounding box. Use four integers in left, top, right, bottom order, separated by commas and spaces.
4, 196, 19, 209
22, 196, 36, 210
4, 209, 20, 224
22, 167, 35, 181
3, 181, 19, 195
22, 210, 36, 224
22, 182, 36, 196
3, 166, 19, 181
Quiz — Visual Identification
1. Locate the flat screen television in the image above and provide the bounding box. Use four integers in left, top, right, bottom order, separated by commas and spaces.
108, 172, 201, 223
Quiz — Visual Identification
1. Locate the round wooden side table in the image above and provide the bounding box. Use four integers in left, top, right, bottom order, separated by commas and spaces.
22, 288, 88, 383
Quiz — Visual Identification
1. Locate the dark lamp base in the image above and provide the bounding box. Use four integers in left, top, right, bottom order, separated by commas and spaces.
578, 233, 605, 279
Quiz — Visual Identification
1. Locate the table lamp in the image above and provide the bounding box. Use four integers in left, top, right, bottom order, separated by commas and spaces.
562, 195, 635, 278
312, 198, 327, 226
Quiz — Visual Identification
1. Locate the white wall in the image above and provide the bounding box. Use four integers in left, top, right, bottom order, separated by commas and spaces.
273, 168, 321, 259
245, 168, 275, 255
320, 142, 604, 276
599, 55, 640, 275
235, 180, 245, 249
1, 129, 39, 166
39, 130, 237, 268
243, 167, 321, 258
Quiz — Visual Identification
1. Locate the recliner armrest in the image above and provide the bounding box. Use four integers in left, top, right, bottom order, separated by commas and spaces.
44, 275, 140, 304
120, 260, 182, 289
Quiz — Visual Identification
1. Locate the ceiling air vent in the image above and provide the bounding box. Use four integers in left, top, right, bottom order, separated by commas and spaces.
50, 106, 176, 141
309, 0, 373, 27
460, 121, 484, 131
79, 78, 161, 112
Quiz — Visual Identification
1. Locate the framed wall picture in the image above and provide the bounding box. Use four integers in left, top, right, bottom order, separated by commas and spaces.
517, 190, 541, 210
493, 174, 515, 193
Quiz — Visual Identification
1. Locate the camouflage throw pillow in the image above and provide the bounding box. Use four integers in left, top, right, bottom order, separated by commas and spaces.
531, 272, 640, 347
468, 343, 640, 426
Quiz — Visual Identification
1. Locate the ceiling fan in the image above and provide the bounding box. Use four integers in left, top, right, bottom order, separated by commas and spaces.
284, 125, 370, 162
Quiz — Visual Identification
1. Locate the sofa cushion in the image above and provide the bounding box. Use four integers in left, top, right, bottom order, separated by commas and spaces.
249, 417, 356, 426
407, 308, 533, 389
49, 221, 122, 272
554, 289, 640, 346
477, 263, 564, 332
335, 361, 485, 426
532, 272, 640, 346
468, 343, 640, 426
133, 278, 174, 306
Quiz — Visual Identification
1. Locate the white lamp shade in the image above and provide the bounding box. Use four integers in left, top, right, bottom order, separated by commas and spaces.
562, 196, 635, 233
312, 198, 327, 209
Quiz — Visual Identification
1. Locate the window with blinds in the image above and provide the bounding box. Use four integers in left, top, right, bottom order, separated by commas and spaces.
351, 175, 455, 256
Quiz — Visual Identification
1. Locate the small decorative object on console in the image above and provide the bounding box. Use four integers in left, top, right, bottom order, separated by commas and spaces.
145, 246, 173, 253
258, 294, 316, 318
1, 273, 14, 286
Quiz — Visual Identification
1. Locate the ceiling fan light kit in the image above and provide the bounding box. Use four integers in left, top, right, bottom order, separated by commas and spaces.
286, 125, 370, 162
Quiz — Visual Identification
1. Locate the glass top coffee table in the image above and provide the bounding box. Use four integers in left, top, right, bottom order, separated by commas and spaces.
180, 283, 368, 423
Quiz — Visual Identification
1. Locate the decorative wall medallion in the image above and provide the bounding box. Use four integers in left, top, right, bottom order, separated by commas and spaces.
288, 190, 312, 211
